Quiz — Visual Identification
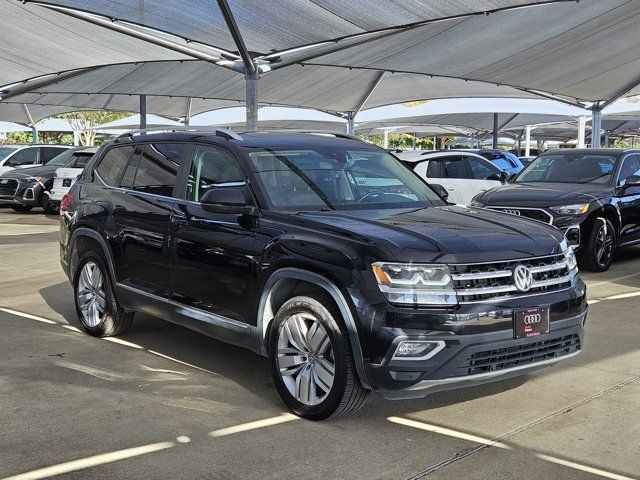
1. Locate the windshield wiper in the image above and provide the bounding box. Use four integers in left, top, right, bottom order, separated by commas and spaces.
579, 172, 610, 183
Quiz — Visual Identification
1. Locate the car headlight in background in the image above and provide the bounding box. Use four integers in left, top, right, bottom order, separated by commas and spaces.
550, 203, 589, 215
372, 262, 457, 306
21, 176, 43, 183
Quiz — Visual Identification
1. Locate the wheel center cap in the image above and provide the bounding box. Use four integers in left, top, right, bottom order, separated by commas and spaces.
307, 353, 316, 364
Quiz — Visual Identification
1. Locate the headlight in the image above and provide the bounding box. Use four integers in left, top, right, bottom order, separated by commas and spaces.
371, 262, 457, 306
549, 203, 589, 215
470, 200, 485, 208
22, 176, 43, 183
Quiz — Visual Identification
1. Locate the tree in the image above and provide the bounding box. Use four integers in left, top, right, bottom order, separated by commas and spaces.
57, 111, 130, 146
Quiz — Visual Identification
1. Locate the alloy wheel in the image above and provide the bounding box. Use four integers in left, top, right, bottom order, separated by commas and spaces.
76, 261, 106, 327
595, 221, 615, 267
277, 312, 335, 406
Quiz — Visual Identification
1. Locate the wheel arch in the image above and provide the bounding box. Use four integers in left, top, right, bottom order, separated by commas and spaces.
256, 267, 372, 389
68, 227, 117, 286
583, 205, 620, 241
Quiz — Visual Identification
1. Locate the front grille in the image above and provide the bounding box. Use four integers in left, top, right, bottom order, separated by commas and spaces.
0, 179, 18, 196
488, 207, 552, 224
454, 334, 580, 376
450, 253, 573, 303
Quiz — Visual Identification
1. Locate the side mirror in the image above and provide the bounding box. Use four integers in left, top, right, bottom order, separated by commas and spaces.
430, 183, 449, 202
486, 173, 503, 182
200, 188, 258, 216
622, 175, 640, 189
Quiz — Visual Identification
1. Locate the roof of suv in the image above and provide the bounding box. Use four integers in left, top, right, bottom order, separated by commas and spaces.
540, 148, 640, 157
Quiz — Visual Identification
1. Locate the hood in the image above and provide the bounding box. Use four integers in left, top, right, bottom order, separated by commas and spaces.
0, 164, 58, 179
295, 205, 564, 264
476, 182, 610, 207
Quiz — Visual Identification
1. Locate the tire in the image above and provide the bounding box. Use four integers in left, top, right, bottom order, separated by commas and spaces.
10, 205, 33, 212
41, 190, 57, 215
73, 251, 134, 337
578, 217, 616, 272
269, 294, 369, 420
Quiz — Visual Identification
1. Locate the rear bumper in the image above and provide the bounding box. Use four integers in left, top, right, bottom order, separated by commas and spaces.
365, 308, 587, 399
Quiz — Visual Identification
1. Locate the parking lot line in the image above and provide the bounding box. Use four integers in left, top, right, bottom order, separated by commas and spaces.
536, 454, 637, 480
0, 441, 176, 480
209, 413, 299, 437
103, 337, 144, 349
0, 308, 57, 324
387, 417, 511, 449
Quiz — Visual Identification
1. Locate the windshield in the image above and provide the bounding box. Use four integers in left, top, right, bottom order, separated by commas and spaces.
45, 149, 78, 166
0, 146, 19, 161
516, 153, 617, 184
245, 146, 443, 211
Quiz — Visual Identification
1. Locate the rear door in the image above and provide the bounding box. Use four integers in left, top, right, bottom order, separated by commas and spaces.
109, 142, 188, 296
169, 144, 259, 328
414, 155, 472, 204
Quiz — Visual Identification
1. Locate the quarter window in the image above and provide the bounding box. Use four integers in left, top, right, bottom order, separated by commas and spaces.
96, 146, 135, 187
187, 145, 245, 202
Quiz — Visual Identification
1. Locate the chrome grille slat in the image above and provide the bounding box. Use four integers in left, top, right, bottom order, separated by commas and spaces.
450, 253, 572, 302
488, 207, 553, 224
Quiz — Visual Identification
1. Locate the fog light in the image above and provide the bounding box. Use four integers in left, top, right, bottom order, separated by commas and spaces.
565, 227, 581, 248
392, 340, 445, 361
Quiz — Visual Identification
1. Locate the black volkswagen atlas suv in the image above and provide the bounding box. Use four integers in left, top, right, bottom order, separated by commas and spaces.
59, 128, 587, 420
473, 149, 640, 272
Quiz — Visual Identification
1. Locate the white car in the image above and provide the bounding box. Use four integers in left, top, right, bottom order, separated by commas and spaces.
49, 147, 98, 204
0, 144, 72, 175
395, 150, 508, 204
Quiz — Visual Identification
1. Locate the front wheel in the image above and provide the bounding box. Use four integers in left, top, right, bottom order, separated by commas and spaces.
578, 218, 616, 272
73, 251, 134, 336
269, 295, 369, 420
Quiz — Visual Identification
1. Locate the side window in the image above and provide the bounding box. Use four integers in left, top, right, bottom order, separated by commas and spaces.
492, 157, 512, 171
6, 148, 38, 166
41, 147, 65, 163
96, 146, 135, 187
467, 156, 500, 180
441, 157, 470, 179
426, 160, 442, 178
71, 154, 92, 168
618, 154, 640, 186
129, 143, 187, 196
186, 145, 245, 202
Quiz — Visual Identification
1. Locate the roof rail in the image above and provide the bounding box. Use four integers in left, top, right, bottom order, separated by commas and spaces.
262, 130, 363, 141
115, 126, 243, 141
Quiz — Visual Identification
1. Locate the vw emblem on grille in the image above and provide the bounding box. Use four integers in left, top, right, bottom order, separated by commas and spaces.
503, 209, 521, 216
513, 265, 533, 292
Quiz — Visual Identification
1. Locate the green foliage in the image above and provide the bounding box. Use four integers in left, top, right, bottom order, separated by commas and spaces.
56, 110, 130, 146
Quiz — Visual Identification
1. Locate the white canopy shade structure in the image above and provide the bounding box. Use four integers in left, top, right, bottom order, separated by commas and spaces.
2, 0, 640, 149
444, 136, 518, 147
92, 114, 183, 131
190, 107, 347, 131
0, 121, 30, 134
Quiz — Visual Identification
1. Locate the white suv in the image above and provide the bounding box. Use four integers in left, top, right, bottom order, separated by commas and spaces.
396, 150, 508, 204
0, 144, 72, 175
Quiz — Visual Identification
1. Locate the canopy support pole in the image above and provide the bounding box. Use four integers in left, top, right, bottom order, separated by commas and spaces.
245, 68, 259, 131
139, 95, 147, 129
433, 136, 437, 151
591, 106, 602, 148
604, 130, 610, 148
577, 116, 587, 148
184, 98, 193, 126
525, 125, 532, 157
22, 104, 38, 144
73, 130, 80, 146
412, 134, 416, 150
383, 129, 389, 149
346, 113, 355, 135
492, 113, 499, 149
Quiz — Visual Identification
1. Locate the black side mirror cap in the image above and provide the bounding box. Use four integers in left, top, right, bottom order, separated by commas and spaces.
200, 188, 259, 216
621, 175, 640, 189
430, 183, 449, 202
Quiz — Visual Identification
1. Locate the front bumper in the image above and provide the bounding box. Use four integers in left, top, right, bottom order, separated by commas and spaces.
0, 182, 44, 206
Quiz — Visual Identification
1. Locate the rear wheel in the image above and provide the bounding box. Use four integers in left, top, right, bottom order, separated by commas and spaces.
269, 295, 369, 420
73, 251, 134, 336
579, 218, 616, 272
10, 205, 33, 212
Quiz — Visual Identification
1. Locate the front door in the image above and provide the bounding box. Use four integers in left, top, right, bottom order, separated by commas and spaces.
169, 144, 259, 325
616, 154, 640, 245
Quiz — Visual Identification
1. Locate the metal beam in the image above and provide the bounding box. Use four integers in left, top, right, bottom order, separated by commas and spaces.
1, 67, 93, 100
591, 107, 602, 148
353, 72, 385, 114
525, 125, 532, 157
139, 95, 147, 129
346, 113, 355, 135
42, 5, 232, 67
184, 97, 193, 125
600, 71, 640, 109
216, 0, 255, 74
22, 104, 38, 144
577, 116, 587, 148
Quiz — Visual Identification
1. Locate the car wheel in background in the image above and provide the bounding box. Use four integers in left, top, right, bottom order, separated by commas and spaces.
10, 205, 33, 212
269, 294, 369, 420
41, 190, 57, 215
73, 251, 134, 337
579, 217, 616, 272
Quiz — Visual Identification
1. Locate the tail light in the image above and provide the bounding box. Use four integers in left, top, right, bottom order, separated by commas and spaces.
60, 194, 73, 214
